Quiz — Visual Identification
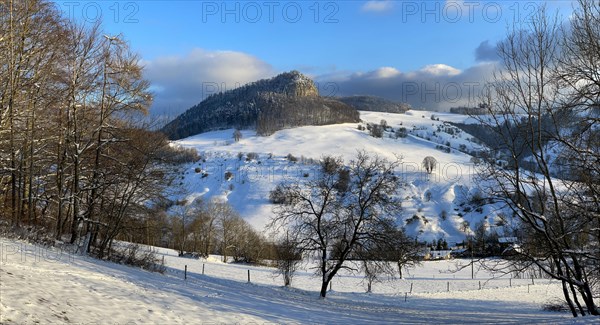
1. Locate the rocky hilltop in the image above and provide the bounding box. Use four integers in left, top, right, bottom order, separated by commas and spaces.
162, 71, 359, 139
338, 95, 411, 114
272, 71, 319, 97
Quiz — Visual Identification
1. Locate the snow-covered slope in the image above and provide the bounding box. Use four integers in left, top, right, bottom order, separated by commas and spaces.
0, 237, 574, 324
172, 110, 498, 244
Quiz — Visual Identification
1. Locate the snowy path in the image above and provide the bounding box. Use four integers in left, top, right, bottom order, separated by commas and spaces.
0, 238, 590, 324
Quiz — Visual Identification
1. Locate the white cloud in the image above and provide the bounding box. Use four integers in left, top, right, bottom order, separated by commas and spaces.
144, 49, 275, 117
420, 64, 462, 76
371, 67, 401, 78
361, 1, 394, 13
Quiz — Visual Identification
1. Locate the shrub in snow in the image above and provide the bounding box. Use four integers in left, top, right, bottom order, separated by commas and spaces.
395, 127, 408, 138
424, 191, 432, 202
380, 119, 388, 129
269, 184, 289, 204
160, 145, 200, 164
110, 243, 165, 273
542, 300, 571, 313
246, 152, 259, 161
368, 123, 383, 138
440, 210, 448, 220
406, 215, 420, 225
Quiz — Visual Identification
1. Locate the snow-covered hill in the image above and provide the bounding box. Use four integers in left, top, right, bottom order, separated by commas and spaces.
171, 110, 500, 244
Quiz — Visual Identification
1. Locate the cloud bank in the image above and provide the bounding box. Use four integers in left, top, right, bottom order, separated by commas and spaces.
475, 40, 499, 62
144, 49, 275, 118
318, 62, 498, 111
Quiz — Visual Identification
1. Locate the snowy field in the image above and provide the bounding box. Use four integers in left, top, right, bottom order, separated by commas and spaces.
1, 237, 592, 324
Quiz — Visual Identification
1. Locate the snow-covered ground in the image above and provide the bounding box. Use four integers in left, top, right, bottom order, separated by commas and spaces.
1, 237, 589, 324
172, 110, 498, 244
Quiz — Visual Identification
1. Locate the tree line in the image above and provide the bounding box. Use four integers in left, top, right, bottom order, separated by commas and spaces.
0, 0, 180, 259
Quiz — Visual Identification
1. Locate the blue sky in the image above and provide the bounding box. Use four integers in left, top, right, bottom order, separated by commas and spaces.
55, 1, 575, 116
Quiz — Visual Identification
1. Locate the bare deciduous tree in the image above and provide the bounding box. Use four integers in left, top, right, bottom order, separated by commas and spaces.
269, 151, 405, 298
274, 234, 303, 287
0, 1, 172, 264
475, 2, 599, 316
422, 156, 437, 174
233, 129, 242, 142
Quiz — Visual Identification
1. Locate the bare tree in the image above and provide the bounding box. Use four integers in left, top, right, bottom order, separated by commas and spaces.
422, 156, 437, 174
475, 2, 599, 316
214, 202, 248, 263
274, 234, 303, 287
233, 129, 242, 142
188, 200, 218, 258
361, 259, 389, 293
269, 151, 404, 298
0, 0, 65, 226
381, 227, 421, 279
0, 1, 172, 266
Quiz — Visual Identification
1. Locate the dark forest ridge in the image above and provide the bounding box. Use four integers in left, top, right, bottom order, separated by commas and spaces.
161, 71, 360, 139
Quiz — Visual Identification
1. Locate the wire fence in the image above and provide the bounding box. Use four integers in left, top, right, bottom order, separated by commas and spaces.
163, 261, 556, 297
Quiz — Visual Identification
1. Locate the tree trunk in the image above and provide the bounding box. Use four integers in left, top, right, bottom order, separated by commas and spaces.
569, 282, 586, 316
581, 283, 599, 316
562, 280, 578, 317
320, 280, 330, 298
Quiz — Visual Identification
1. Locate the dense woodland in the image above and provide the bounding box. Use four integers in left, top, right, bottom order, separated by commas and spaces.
255, 94, 360, 136
338, 95, 411, 114
0, 0, 184, 258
